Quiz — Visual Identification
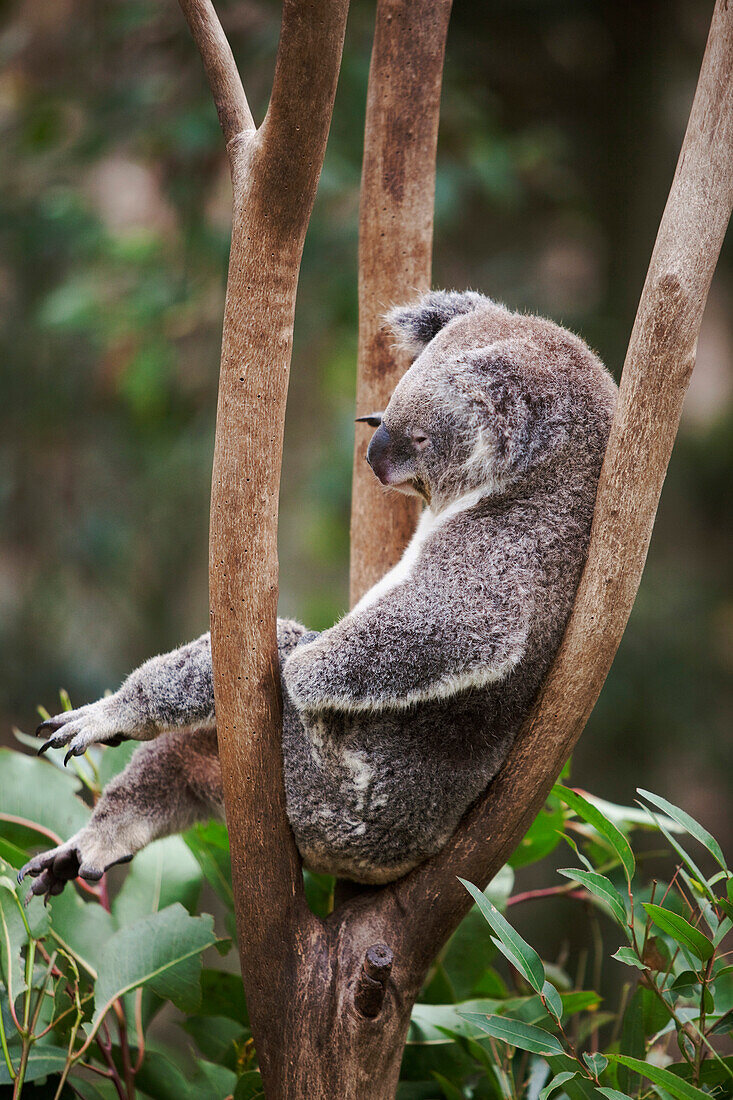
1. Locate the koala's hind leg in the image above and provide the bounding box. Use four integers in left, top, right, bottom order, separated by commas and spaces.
19, 728, 222, 900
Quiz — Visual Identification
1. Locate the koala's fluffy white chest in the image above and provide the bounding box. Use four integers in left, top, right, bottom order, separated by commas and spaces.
351, 488, 490, 614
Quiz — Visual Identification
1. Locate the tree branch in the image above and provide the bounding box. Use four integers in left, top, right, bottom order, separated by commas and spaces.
177, 0, 255, 144
379, 0, 733, 970
350, 0, 453, 604
199, 0, 349, 1085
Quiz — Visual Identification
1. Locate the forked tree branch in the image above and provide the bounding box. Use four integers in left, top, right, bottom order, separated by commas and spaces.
360, 0, 733, 971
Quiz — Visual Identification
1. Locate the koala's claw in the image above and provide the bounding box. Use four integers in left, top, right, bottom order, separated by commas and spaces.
18, 830, 133, 902
34, 701, 131, 764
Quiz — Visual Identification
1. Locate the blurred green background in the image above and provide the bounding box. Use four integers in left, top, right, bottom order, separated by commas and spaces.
1, 0, 730, 900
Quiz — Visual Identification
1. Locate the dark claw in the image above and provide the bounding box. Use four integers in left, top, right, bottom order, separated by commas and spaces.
38, 739, 56, 757
64, 747, 74, 766
18, 859, 39, 882
36, 718, 64, 738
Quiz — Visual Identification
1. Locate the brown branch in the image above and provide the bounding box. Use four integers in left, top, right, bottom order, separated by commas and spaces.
353, 943, 394, 1018
372, 0, 733, 972
198, 0, 349, 1089
350, 0, 453, 605
177, 0, 254, 144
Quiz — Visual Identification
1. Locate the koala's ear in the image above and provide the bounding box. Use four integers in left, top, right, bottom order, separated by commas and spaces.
386, 289, 488, 356
459, 342, 567, 476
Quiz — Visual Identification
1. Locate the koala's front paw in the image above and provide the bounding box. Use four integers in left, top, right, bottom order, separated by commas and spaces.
18, 828, 133, 902
36, 697, 132, 765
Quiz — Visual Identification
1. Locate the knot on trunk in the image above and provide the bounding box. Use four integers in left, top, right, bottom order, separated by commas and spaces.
354, 942, 394, 1018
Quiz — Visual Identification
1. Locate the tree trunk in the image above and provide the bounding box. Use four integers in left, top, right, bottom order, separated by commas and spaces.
178, 0, 733, 1094
350, 0, 452, 605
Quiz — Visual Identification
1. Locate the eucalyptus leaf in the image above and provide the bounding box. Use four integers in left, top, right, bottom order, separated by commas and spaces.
553, 787, 635, 884
612, 946, 646, 971
459, 878, 545, 992
0, 1043, 70, 1086
0, 748, 89, 842
92, 904, 218, 1028
539, 1071, 577, 1100
432, 1070, 464, 1099
112, 835, 202, 926
611, 1055, 711, 1100
637, 789, 726, 870
643, 903, 714, 963
458, 1013, 565, 1056
558, 867, 628, 927
582, 1050, 608, 1076
234, 1071, 266, 1099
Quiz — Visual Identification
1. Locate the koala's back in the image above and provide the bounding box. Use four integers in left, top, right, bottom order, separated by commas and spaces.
280, 477, 594, 884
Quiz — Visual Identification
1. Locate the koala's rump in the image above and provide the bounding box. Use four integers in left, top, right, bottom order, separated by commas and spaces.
280, 690, 514, 884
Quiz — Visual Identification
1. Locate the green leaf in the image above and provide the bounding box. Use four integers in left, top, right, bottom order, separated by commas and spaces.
0, 1044, 70, 1086
553, 786, 635, 884
112, 836, 202, 927
642, 808, 717, 908
0, 838, 31, 870
442, 867, 514, 999
47, 884, 115, 978
596, 1091, 634, 1100
459, 878, 545, 992
509, 798, 564, 869
432, 1070, 464, 1100
637, 789, 726, 870
612, 946, 646, 971
541, 980, 563, 1021
539, 1071, 577, 1100
558, 868, 628, 927
458, 1013, 565, 1056
135, 1048, 236, 1100
0, 749, 89, 843
198, 967, 249, 1025
409, 999, 502, 1043
181, 1014, 247, 1067
0, 886, 26, 1011
234, 1071, 265, 1100
643, 903, 714, 963
618, 986, 647, 1095
611, 1056, 711, 1100
582, 1050, 608, 1076
92, 904, 218, 1028
96, 739, 139, 786
184, 820, 233, 908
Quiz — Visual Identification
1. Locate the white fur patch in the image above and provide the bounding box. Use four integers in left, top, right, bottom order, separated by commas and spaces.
352, 486, 491, 614
339, 747, 373, 813
315, 652, 522, 715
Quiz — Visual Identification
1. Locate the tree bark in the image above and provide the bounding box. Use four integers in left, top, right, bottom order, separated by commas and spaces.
350, 0, 452, 605
190, 0, 351, 1089
184, 0, 733, 1095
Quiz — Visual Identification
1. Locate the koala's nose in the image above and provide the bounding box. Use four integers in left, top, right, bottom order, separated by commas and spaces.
366, 423, 392, 482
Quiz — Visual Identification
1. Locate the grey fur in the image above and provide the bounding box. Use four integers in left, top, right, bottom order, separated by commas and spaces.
20, 290, 617, 896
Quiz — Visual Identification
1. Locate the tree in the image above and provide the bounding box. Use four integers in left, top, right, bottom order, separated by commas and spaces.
182, 0, 733, 1094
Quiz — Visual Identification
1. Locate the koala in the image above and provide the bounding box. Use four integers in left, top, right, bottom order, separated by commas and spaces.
19, 289, 617, 900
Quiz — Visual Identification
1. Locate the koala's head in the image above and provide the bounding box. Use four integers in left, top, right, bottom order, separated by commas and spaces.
359, 289, 617, 509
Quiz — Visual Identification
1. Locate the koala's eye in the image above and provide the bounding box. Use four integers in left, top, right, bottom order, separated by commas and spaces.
410, 430, 430, 450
